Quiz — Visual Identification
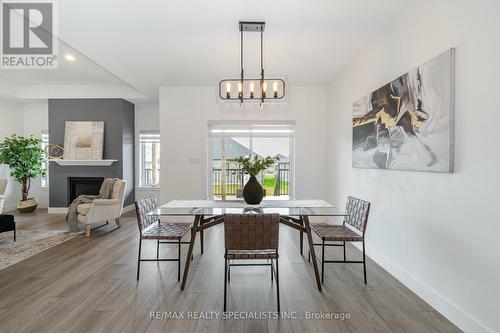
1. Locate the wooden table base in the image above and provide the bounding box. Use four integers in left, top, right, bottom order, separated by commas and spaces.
180, 214, 322, 292
180, 215, 200, 290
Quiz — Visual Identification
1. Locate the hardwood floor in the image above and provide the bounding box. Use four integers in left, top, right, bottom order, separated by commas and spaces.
0, 210, 461, 333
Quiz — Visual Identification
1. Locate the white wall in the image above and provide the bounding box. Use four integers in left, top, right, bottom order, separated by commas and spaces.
0, 99, 24, 211
326, 1, 500, 332
135, 103, 160, 202
159, 86, 328, 204
23, 102, 49, 208
0, 100, 49, 211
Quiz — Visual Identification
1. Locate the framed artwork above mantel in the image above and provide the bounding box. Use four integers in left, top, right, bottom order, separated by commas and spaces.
63, 121, 104, 160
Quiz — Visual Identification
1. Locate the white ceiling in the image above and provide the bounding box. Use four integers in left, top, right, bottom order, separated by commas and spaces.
0, 43, 120, 86
0, 37, 146, 101
2, 0, 416, 102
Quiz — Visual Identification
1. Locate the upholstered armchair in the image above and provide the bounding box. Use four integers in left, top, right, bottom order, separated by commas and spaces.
77, 180, 127, 237
0, 179, 7, 214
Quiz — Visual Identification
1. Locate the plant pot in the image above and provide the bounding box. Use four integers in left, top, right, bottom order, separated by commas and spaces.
17, 198, 38, 213
242, 175, 264, 205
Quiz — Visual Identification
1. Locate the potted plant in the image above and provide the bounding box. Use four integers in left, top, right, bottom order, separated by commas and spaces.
0, 134, 46, 213
234, 155, 277, 204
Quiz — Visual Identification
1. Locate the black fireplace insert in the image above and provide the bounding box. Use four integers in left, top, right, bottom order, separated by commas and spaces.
68, 177, 104, 205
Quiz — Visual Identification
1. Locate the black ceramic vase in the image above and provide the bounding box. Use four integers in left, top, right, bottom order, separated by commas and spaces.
242, 175, 264, 204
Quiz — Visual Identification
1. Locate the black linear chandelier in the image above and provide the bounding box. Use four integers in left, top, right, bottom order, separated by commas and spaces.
219, 21, 285, 104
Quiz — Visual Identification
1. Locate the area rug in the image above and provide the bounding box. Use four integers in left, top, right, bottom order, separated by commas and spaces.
0, 229, 79, 270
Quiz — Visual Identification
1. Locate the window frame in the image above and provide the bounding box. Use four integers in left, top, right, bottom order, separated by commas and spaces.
139, 131, 161, 188
207, 123, 295, 200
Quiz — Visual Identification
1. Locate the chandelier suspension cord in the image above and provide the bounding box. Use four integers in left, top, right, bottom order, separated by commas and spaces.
261, 28, 264, 75
260, 27, 264, 104
240, 28, 244, 103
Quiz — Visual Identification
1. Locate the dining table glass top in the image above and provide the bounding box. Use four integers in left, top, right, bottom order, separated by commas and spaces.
149, 199, 348, 217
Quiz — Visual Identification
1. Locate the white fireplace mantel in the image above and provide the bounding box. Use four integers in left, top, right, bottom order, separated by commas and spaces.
49, 159, 117, 166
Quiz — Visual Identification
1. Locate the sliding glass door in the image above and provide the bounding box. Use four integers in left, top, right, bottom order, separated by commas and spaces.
208, 124, 294, 200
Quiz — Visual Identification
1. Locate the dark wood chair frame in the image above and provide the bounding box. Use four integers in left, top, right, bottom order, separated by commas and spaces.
223, 214, 280, 312
308, 196, 370, 284
135, 196, 192, 282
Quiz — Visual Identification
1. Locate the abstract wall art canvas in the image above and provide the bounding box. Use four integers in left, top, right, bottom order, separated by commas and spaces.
352, 49, 455, 172
63, 121, 104, 160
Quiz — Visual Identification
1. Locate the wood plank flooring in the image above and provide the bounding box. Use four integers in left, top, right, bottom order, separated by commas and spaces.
0, 210, 461, 333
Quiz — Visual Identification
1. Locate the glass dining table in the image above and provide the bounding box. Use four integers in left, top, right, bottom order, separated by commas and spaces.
149, 199, 347, 292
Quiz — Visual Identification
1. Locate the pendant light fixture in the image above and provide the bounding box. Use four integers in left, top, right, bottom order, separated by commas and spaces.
219, 21, 286, 105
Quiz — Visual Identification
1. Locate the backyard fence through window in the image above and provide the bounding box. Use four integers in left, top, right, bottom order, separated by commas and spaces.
208, 123, 294, 200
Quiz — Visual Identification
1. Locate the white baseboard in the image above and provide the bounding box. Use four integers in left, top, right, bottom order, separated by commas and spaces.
122, 204, 135, 214
48, 207, 68, 214
355, 243, 493, 333
2, 204, 18, 213
48, 204, 136, 215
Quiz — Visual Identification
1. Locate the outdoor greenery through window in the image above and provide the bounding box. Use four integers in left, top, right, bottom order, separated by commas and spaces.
140, 132, 160, 187
209, 124, 294, 200
41, 132, 49, 188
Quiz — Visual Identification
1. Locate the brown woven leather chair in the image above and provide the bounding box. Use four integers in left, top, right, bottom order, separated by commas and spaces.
223, 214, 280, 312
135, 196, 192, 281
309, 196, 371, 284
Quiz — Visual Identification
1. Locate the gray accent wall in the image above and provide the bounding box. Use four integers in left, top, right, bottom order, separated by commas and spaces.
48, 99, 135, 207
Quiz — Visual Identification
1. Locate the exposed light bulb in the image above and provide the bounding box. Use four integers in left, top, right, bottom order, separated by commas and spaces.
273, 81, 279, 98
238, 81, 243, 99
226, 82, 231, 92
65, 54, 76, 62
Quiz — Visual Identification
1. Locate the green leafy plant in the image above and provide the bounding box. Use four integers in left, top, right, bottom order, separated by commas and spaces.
0, 134, 46, 201
234, 155, 278, 176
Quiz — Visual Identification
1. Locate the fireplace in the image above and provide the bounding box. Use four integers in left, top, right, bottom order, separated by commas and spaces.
68, 177, 104, 205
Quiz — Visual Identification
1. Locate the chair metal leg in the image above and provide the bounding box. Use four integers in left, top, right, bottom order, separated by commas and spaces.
115, 218, 121, 228
224, 258, 228, 311
270, 259, 273, 282
321, 239, 325, 284
13, 226, 16, 242
191, 228, 194, 260
343, 241, 346, 262
137, 238, 142, 281
228, 260, 231, 283
178, 238, 181, 281
200, 229, 204, 254
156, 239, 160, 259
276, 257, 280, 312
363, 240, 367, 284
299, 229, 303, 255
298, 217, 304, 255
308, 250, 310, 263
